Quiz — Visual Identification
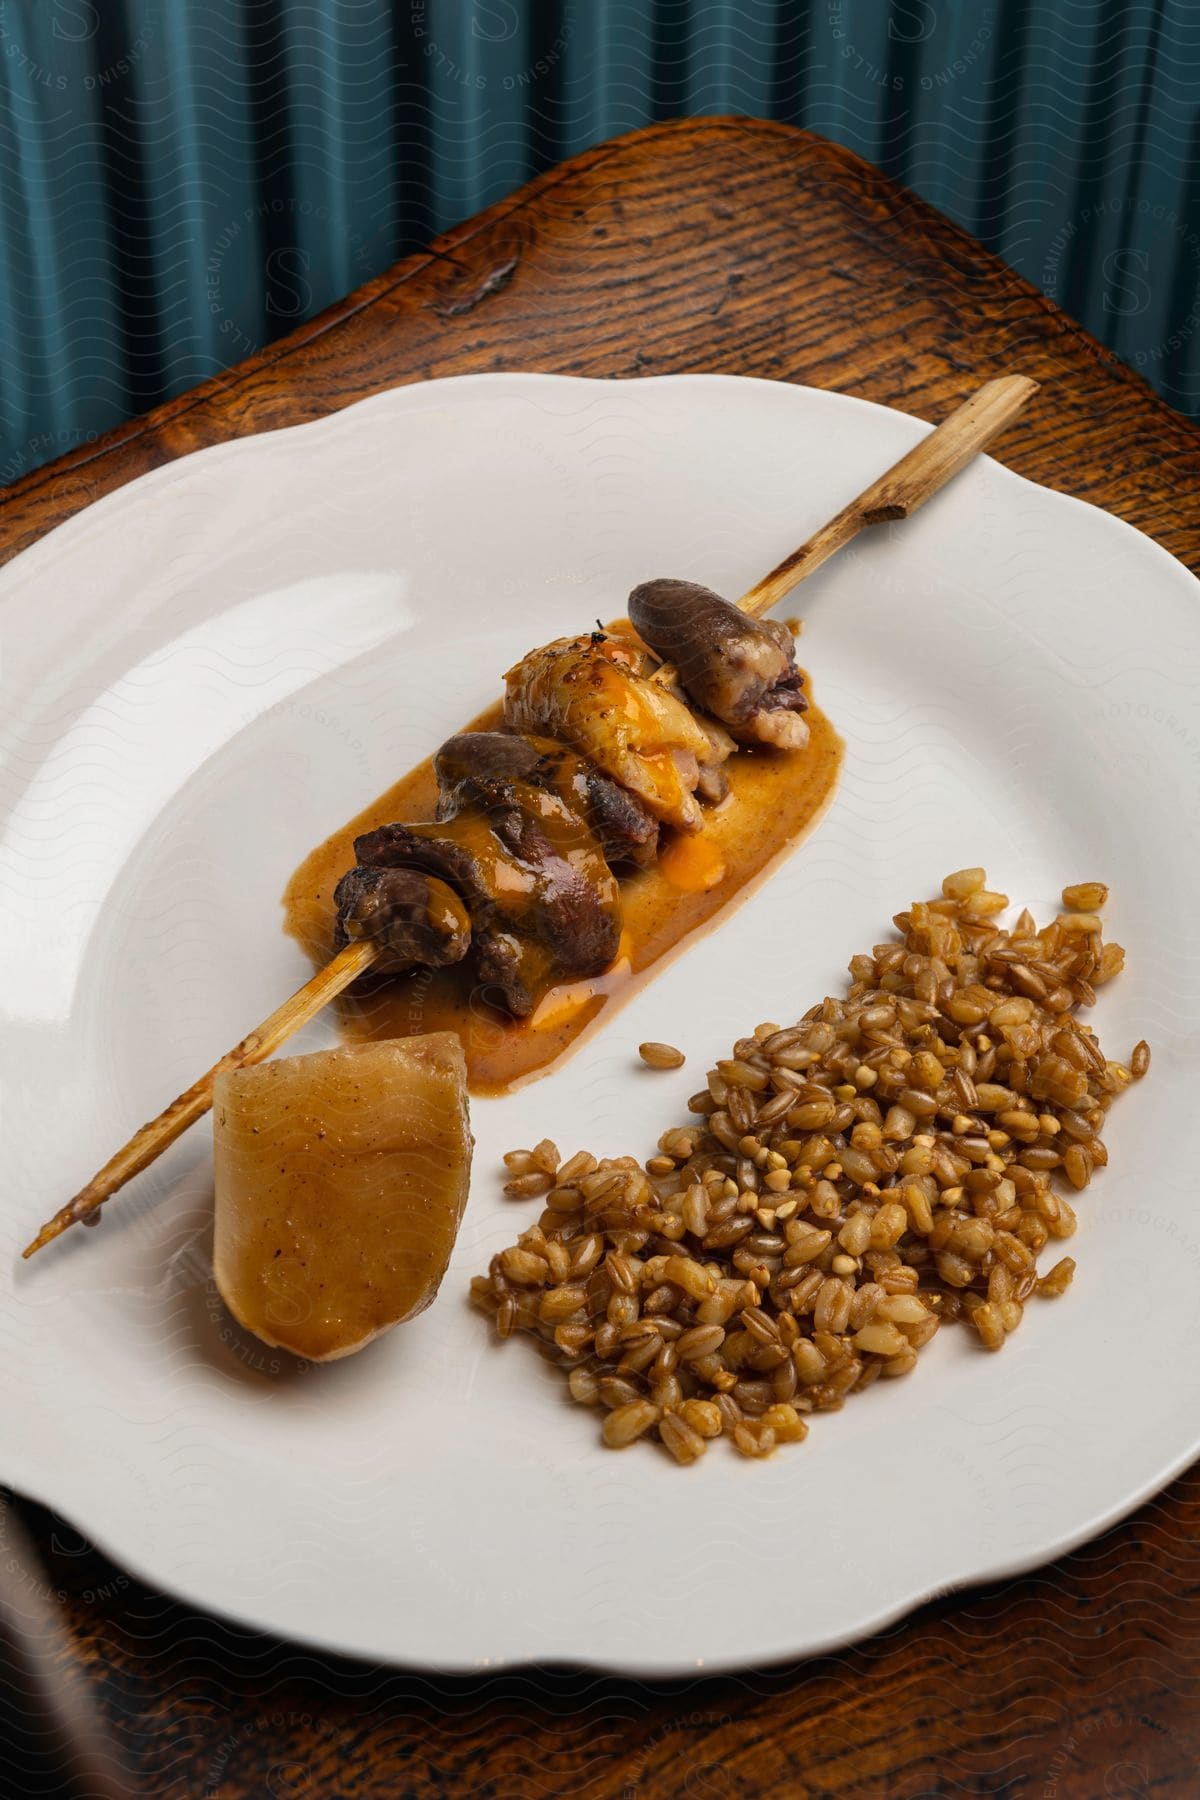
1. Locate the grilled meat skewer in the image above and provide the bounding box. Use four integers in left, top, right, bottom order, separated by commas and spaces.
23, 376, 1039, 1259
337, 630, 761, 1010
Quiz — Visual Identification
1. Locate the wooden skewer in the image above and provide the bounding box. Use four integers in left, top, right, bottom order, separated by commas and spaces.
25, 375, 1036, 1259
21, 938, 377, 1257
738, 374, 1038, 619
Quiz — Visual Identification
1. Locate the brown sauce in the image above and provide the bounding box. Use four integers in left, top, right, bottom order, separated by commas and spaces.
284, 665, 842, 1095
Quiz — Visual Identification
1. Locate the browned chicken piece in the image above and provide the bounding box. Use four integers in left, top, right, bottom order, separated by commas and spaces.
638, 658, 734, 804
503, 632, 734, 832
628, 579, 810, 750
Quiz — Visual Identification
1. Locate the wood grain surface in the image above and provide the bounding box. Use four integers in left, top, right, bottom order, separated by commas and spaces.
4, 119, 1199, 1798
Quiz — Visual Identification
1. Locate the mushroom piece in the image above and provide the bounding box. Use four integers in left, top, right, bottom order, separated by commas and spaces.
628, 579, 810, 750
435, 731, 660, 867
348, 758, 622, 1018
333, 866, 471, 974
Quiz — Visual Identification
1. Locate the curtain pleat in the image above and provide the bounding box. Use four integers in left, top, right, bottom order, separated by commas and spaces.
1, 0, 1196, 478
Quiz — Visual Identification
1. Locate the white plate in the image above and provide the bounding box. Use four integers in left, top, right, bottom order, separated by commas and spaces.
1, 375, 1197, 1675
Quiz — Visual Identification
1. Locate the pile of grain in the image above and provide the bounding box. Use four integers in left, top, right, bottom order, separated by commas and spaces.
471, 873, 1147, 1463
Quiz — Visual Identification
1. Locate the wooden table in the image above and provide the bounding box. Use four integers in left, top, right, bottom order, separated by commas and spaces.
5, 119, 1199, 1798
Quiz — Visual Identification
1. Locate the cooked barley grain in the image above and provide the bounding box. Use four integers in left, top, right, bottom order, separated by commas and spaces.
474, 874, 1142, 1461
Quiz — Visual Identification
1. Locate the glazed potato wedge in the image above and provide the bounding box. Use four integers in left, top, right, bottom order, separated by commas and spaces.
213, 1034, 471, 1361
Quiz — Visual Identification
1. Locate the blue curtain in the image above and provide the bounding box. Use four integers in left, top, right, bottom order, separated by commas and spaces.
1, 0, 1197, 482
